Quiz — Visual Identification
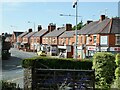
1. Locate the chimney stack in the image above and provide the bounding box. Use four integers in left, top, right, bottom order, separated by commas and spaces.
65, 24, 72, 31
28, 28, 32, 32
87, 20, 93, 24
48, 23, 56, 32
100, 15, 105, 21
38, 25, 42, 31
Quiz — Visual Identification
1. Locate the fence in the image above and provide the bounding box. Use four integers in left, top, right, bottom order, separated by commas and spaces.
24, 68, 95, 90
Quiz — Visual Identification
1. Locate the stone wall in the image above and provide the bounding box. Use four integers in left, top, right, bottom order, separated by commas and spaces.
24, 68, 33, 90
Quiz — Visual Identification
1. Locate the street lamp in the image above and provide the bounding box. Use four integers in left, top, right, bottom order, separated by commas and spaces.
28, 21, 35, 32
73, 0, 78, 59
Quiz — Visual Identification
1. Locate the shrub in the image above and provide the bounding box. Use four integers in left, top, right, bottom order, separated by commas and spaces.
22, 56, 92, 70
1, 80, 21, 90
92, 52, 116, 89
115, 53, 120, 66
115, 54, 120, 89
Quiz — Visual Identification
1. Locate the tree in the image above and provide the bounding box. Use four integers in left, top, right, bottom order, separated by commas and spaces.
72, 20, 85, 30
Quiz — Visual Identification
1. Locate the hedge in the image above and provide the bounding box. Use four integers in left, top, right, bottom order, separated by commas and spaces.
92, 52, 116, 89
22, 56, 92, 70
1, 80, 21, 90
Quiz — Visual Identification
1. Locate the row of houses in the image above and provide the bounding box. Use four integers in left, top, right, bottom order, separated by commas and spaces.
11, 15, 120, 59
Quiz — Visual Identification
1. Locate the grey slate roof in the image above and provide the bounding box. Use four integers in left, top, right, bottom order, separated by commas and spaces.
110, 18, 120, 34
77, 21, 99, 35
78, 17, 120, 35
44, 28, 66, 37
32, 29, 48, 37
18, 31, 29, 37
23, 32, 36, 38
59, 31, 75, 38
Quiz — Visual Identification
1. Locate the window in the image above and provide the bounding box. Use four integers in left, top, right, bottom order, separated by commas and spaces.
100, 36, 108, 45
68, 38, 70, 45
116, 36, 120, 45
86, 36, 89, 44
52, 38, 56, 43
93, 36, 97, 44
63, 38, 66, 45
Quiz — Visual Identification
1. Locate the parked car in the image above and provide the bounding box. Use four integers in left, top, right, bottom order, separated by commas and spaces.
37, 51, 46, 56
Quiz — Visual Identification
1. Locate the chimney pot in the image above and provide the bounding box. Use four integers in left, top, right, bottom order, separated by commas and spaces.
87, 20, 93, 24
28, 28, 32, 32
65, 24, 72, 31
48, 23, 56, 32
100, 15, 106, 21
38, 25, 42, 31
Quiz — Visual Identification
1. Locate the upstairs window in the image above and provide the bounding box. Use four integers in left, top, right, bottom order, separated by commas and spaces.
68, 38, 70, 45
93, 36, 97, 44
63, 38, 66, 45
116, 34, 120, 45
100, 36, 108, 45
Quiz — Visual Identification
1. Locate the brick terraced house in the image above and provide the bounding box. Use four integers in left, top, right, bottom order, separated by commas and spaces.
77, 15, 120, 59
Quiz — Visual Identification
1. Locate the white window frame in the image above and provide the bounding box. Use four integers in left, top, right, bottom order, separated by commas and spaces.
100, 36, 108, 45
116, 34, 120, 45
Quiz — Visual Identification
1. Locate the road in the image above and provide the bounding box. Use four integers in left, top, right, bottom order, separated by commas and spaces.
2, 48, 37, 88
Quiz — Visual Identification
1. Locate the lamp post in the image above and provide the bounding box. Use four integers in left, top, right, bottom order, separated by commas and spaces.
28, 21, 35, 32
73, 0, 78, 59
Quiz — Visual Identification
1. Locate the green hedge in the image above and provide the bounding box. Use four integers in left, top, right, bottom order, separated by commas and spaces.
1, 80, 21, 90
22, 57, 92, 70
92, 52, 116, 89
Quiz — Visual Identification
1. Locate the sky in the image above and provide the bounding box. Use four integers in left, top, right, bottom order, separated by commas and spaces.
0, 1, 119, 34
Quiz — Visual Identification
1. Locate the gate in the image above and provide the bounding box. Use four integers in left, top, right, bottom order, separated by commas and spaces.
31, 69, 95, 90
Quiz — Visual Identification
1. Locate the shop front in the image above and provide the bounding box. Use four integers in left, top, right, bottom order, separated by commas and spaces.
58, 45, 73, 58
110, 47, 120, 54
86, 46, 96, 58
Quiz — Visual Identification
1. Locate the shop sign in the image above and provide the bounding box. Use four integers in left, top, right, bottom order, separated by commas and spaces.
51, 47, 57, 53
101, 47, 108, 51
87, 46, 96, 51
110, 47, 120, 51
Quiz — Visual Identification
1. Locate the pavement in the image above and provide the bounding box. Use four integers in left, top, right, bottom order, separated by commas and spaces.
2, 48, 37, 88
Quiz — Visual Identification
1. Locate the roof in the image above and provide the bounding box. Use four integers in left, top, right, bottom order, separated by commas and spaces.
109, 18, 120, 34
77, 21, 99, 35
32, 29, 48, 37
18, 31, 29, 37
59, 31, 75, 38
44, 28, 66, 37
23, 32, 36, 38
13, 31, 23, 37
78, 17, 120, 35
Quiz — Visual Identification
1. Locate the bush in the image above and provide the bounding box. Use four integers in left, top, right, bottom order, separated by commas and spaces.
115, 54, 120, 89
115, 53, 120, 66
1, 80, 21, 90
22, 56, 92, 70
92, 52, 116, 89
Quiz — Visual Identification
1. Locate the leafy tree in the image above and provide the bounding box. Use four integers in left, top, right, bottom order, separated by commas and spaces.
72, 20, 85, 30
92, 52, 116, 89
